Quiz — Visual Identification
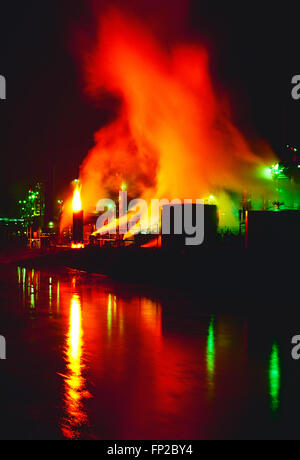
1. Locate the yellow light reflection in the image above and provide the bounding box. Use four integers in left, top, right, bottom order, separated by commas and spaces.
114, 295, 117, 319
61, 294, 88, 439
49, 278, 52, 310
70, 295, 82, 361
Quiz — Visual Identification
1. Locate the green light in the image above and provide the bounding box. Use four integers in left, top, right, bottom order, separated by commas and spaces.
30, 293, 35, 309
22, 268, 26, 304
22, 268, 26, 285
273, 164, 281, 175
48, 221, 54, 229
263, 168, 273, 179
30, 283, 35, 309
263, 163, 287, 179
269, 342, 281, 412
206, 315, 215, 389
121, 183, 127, 191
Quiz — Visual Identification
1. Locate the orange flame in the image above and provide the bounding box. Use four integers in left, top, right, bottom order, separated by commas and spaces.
73, 186, 82, 213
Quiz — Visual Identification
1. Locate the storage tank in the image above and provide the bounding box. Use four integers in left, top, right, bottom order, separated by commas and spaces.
161, 204, 218, 249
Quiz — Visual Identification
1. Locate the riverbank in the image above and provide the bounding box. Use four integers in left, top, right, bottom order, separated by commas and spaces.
2, 245, 298, 311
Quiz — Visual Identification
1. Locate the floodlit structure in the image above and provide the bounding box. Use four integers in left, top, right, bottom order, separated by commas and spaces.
72, 184, 84, 249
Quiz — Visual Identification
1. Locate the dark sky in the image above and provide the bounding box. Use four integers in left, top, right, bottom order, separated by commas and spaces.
0, 1, 299, 216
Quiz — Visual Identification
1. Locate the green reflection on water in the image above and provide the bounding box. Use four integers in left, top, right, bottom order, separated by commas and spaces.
206, 315, 215, 388
269, 342, 280, 412
30, 291, 35, 309
22, 268, 26, 304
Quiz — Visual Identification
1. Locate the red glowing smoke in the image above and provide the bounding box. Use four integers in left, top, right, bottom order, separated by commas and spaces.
62, 5, 275, 228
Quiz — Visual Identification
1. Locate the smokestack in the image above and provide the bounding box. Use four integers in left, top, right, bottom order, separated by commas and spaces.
73, 210, 84, 246
72, 183, 84, 249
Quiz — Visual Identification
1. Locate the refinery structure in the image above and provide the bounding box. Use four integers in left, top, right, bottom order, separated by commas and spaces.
65, 155, 300, 250
1, 151, 300, 252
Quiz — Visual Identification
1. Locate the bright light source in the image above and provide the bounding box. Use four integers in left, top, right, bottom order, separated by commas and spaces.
263, 167, 272, 179
72, 186, 82, 212
71, 243, 85, 249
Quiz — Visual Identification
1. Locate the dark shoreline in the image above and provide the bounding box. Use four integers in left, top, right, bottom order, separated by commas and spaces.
1, 245, 297, 312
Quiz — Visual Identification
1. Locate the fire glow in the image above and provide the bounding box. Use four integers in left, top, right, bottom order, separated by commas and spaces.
62, 7, 276, 233
72, 186, 82, 213
72, 185, 84, 249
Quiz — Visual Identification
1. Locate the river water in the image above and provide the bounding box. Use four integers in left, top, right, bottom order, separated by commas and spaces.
0, 265, 299, 440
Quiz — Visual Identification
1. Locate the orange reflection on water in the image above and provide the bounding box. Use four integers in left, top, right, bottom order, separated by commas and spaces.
61, 293, 89, 439
140, 298, 162, 341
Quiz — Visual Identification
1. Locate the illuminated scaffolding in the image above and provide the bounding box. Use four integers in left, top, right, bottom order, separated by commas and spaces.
18, 182, 45, 228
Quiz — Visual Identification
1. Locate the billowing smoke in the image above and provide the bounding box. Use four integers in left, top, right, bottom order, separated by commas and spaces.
62, 4, 275, 229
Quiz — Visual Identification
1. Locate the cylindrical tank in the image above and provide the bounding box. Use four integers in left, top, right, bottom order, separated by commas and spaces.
161, 204, 218, 249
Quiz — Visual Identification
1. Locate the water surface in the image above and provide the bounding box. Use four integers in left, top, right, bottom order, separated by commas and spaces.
0, 265, 299, 439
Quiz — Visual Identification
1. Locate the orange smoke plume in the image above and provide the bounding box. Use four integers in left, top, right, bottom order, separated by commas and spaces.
67, 8, 275, 225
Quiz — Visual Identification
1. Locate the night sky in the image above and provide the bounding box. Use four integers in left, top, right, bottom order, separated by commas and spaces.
0, 1, 299, 216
